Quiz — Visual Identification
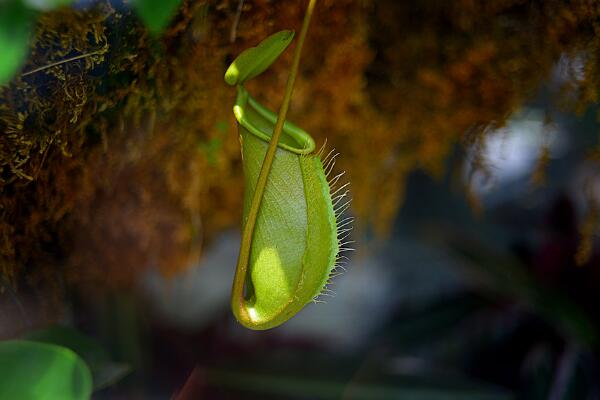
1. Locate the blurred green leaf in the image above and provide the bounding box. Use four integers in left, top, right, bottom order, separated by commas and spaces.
199, 137, 223, 165
0, 0, 36, 85
26, 326, 130, 390
133, 0, 183, 35
215, 120, 228, 133
0, 340, 92, 400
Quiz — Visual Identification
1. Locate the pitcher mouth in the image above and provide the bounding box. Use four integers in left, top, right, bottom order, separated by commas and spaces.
233, 86, 316, 155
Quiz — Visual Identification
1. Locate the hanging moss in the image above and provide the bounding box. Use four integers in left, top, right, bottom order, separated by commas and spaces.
1, 0, 600, 291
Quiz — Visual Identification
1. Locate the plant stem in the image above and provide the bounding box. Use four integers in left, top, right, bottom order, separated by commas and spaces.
231, 0, 317, 324
229, 0, 245, 43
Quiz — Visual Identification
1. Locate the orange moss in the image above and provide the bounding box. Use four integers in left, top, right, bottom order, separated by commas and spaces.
2, 0, 600, 290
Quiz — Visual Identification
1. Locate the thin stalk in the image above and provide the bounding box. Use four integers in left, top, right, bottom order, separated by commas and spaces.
21, 49, 105, 77
231, 0, 317, 325
229, 0, 245, 43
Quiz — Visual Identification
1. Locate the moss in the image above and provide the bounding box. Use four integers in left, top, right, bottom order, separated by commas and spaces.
2, 0, 600, 289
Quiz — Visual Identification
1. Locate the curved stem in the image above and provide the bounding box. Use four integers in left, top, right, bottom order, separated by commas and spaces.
231, 0, 317, 326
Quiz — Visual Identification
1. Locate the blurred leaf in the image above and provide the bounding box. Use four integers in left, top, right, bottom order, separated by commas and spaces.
133, 0, 183, 35
215, 120, 229, 133
0, 0, 36, 85
199, 137, 223, 165
23, 0, 73, 11
441, 231, 597, 347
27, 326, 130, 390
0, 340, 92, 400
381, 295, 484, 349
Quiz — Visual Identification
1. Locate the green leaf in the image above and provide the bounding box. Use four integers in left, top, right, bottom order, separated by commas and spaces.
0, 340, 93, 400
225, 30, 295, 86
133, 0, 183, 35
26, 326, 130, 390
0, 0, 36, 85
